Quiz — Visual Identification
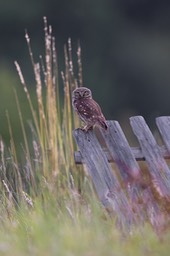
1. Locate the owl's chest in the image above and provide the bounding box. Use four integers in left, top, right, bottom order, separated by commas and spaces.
73, 99, 89, 111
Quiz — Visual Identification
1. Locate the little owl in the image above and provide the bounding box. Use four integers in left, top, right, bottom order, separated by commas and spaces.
72, 87, 108, 131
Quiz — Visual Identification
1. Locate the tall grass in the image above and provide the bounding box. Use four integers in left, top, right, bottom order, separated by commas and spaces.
0, 17, 85, 214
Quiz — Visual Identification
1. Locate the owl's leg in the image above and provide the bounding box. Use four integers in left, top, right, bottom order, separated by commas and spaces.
81, 124, 93, 132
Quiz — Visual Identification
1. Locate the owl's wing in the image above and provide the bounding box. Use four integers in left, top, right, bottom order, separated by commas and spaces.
74, 98, 106, 120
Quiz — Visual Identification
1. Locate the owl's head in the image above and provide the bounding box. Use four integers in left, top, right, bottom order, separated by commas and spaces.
72, 87, 92, 100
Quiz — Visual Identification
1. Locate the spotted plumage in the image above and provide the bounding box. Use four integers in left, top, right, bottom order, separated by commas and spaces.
72, 87, 108, 131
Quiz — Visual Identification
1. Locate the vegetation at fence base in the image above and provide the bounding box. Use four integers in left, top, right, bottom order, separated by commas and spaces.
0, 18, 170, 255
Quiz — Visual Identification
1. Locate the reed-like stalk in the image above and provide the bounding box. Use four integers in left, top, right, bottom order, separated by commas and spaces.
12, 17, 82, 202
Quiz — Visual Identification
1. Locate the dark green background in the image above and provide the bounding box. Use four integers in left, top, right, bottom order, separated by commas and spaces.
1, 0, 170, 143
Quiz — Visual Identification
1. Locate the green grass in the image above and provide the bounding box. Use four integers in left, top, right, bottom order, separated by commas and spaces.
0, 188, 169, 256
0, 17, 170, 255
0, 200, 169, 256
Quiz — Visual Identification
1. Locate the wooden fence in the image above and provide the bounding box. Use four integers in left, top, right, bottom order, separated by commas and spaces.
73, 116, 170, 233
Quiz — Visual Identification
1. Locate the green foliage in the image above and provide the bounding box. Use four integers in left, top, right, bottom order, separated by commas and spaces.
0, 195, 170, 255
2, 1, 170, 123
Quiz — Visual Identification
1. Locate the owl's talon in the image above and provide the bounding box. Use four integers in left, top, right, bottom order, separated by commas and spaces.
81, 125, 93, 132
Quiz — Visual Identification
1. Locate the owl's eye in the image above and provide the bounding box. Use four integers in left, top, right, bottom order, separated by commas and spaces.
83, 90, 90, 97
75, 92, 80, 98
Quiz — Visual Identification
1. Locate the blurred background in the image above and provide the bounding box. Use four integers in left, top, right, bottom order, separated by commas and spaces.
1, 0, 170, 144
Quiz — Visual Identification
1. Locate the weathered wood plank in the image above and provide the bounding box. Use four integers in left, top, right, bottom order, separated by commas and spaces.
73, 128, 134, 226
74, 145, 170, 164
99, 121, 147, 220
100, 120, 169, 229
74, 148, 111, 164
130, 116, 170, 199
156, 116, 170, 153
100, 121, 141, 182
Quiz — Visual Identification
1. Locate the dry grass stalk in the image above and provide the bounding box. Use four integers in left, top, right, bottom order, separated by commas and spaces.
13, 17, 84, 198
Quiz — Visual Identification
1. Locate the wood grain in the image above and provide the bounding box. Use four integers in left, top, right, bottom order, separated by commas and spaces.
73, 128, 134, 226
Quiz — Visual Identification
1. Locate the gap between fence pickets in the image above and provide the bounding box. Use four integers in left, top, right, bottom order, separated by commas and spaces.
74, 145, 170, 164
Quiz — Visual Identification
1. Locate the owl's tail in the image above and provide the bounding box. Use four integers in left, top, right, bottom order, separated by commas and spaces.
98, 119, 108, 130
